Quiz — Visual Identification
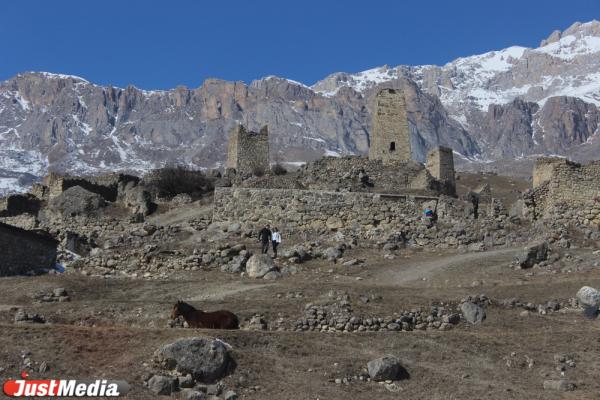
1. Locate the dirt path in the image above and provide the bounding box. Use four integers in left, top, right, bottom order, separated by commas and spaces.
188, 282, 272, 301
376, 247, 522, 284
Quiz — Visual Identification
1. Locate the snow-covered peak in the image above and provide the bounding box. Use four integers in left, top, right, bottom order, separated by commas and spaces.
450, 46, 526, 73
29, 71, 89, 82
534, 34, 600, 60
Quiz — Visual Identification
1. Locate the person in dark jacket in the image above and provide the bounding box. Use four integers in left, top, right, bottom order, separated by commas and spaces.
258, 225, 272, 254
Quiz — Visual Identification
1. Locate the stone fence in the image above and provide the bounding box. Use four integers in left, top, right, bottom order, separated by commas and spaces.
213, 187, 439, 232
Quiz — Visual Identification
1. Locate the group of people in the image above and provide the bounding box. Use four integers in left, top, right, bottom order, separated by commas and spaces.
258, 224, 282, 257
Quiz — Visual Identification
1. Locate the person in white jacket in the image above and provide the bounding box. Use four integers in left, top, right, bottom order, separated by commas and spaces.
271, 227, 282, 258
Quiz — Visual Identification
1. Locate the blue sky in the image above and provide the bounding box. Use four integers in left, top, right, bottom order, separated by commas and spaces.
1, 0, 598, 89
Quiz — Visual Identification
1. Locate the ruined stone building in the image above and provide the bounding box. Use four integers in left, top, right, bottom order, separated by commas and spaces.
425, 146, 456, 194
525, 157, 600, 223
227, 124, 270, 176
215, 90, 459, 232
369, 88, 412, 163
0, 222, 58, 276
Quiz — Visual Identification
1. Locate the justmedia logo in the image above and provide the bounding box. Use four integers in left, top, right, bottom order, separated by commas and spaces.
3, 372, 131, 397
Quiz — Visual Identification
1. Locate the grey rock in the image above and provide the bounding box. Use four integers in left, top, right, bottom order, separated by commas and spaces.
324, 246, 343, 261
245, 254, 275, 278
147, 375, 176, 395
52, 288, 68, 297
543, 379, 575, 391
154, 337, 231, 383
460, 302, 486, 324
181, 389, 206, 400
519, 242, 548, 268
367, 355, 407, 381
227, 223, 241, 233
224, 390, 238, 400
263, 270, 281, 280
576, 286, 600, 307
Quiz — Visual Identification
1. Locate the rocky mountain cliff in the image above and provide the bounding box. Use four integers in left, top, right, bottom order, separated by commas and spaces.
2, 21, 600, 193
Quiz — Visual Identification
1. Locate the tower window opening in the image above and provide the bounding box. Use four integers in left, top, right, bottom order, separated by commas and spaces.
390, 142, 396, 152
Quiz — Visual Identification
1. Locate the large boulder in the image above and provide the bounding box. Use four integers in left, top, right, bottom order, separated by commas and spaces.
49, 186, 106, 217
367, 355, 408, 381
519, 242, 548, 268
460, 302, 486, 324
576, 286, 600, 308
245, 254, 275, 278
154, 338, 232, 383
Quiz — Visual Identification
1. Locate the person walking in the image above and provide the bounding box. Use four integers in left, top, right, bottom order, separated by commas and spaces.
258, 224, 272, 254
271, 227, 282, 258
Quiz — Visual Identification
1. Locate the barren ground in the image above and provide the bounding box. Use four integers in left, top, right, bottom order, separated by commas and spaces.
1, 237, 599, 399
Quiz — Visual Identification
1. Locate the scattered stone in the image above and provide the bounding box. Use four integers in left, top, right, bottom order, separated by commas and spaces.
223, 390, 238, 400
14, 309, 45, 324
147, 375, 176, 395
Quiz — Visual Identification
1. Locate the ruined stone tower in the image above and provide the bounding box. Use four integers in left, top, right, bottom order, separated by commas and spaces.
227, 124, 270, 175
369, 88, 411, 164
426, 146, 456, 194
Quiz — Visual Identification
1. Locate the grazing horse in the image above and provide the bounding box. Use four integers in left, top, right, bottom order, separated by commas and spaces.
171, 301, 239, 329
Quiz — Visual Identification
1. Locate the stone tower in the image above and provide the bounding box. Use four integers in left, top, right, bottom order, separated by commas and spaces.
227, 124, 270, 175
369, 88, 411, 164
426, 146, 456, 195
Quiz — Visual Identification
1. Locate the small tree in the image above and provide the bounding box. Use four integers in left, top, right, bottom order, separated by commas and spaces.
271, 163, 287, 175
146, 165, 214, 198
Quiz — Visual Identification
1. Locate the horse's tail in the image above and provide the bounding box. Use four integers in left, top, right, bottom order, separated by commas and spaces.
230, 313, 240, 329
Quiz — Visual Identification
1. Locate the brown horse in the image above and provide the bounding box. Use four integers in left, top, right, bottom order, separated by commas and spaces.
171, 301, 239, 329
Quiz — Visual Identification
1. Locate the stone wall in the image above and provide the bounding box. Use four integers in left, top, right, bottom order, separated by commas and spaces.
227, 124, 270, 176
369, 88, 411, 164
425, 146, 456, 195
213, 187, 436, 232
525, 158, 600, 222
42, 172, 139, 202
532, 157, 573, 188
0, 222, 58, 276
0, 194, 42, 217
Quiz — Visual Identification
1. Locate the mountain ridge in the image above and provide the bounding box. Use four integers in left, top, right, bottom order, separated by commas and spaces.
1, 20, 599, 193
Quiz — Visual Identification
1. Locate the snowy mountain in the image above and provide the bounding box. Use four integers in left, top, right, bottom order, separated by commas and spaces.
1, 20, 600, 194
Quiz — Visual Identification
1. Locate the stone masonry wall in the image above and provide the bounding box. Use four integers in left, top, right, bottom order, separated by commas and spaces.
213, 187, 434, 232
369, 88, 411, 164
0, 222, 58, 276
532, 157, 573, 188
227, 124, 270, 176
525, 159, 600, 222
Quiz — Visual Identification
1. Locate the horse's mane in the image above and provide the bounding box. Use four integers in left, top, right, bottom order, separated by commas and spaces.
176, 301, 197, 315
